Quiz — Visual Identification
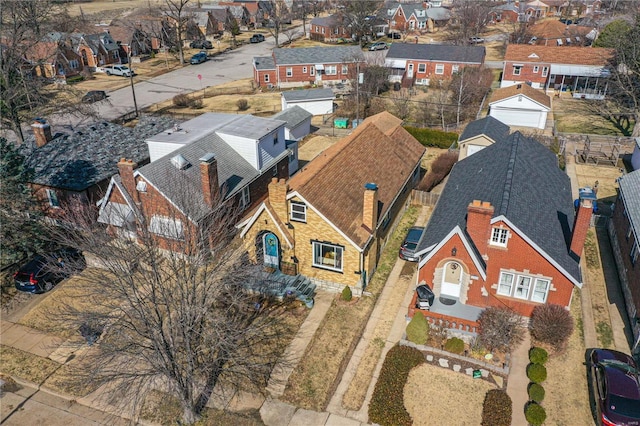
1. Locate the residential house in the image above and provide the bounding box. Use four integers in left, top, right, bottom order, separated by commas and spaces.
609, 169, 640, 354
385, 43, 485, 87
219, 1, 266, 28
281, 88, 336, 116
385, 3, 451, 34
72, 31, 121, 70
500, 44, 613, 99
272, 106, 312, 142
489, 83, 551, 130
527, 19, 596, 46
25, 33, 84, 80
412, 132, 590, 329
525, 0, 548, 20
457, 116, 510, 161
109, 15, 165, 55
489, 3, 523, 23
202, 4, 251, 30
237, 112, 425, 295
97, 113, 295, 252
253, 46, 364, 89
20, 116, 174, 222
309, 15, 350, 42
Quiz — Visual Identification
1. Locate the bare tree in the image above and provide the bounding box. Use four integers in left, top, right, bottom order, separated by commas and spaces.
343, 53, 389, 120
224, 7, 241, 47
263, 0, 291, 48
46, 180, 294, 424
390, 89, 413, 121
161, 0, 192, 64
477, 307, 525, 352
337, 0, 383, 45
450, 67, 493, 126
447, 0, 493, 44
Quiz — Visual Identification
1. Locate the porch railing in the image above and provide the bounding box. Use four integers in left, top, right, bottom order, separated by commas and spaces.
408, 303, 479, 334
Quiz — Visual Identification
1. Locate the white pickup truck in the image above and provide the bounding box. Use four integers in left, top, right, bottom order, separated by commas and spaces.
100, 65, 134, 77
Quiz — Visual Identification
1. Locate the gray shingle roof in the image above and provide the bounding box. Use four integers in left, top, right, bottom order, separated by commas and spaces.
273, 46, 363, 65
282, 88, 335, 102
618, 169, 640, 243
387, 43, 485, 64
310, 15, 340, 27
417, 132, 580, 281
272, 105, 312, 129
254, 56, 275, 70
459, 116, 511, 144
20, 116, 175, 191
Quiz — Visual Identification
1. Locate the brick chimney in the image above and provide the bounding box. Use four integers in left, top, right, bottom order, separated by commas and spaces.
268, 178, 288, 220
570, 187, 596, 258
200, 153, 219, 207
117, 158, 139, 203
466, 200, 494, 256
362, 183, 379, 232
31, 118, 52, 148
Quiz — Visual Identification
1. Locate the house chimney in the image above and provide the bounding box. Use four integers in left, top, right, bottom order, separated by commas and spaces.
363, 183, 379, 232
117, 158, 139, 203
466, 200, 495, 256
570, 187, 596, 258
200, 153, 219, 207
31, 118, 52, 148
268, 178, 288, 220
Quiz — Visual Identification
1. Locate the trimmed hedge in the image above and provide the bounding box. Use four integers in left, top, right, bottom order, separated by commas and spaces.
341, 286, 352, 302
525, 402, 547, 425
444, 337, 465, 354
404, 126, 458, 149
528, 383, 545, 403
481, 389, 512, 426
529, 347, 549, 365
527, 363, 547, 383
406, 311, 429, 345
369, 345, 424, 426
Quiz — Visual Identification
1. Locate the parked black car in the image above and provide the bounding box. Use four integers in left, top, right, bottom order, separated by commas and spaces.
14, 248, 85, 293
250, 34, 265, 43
399, 226, 424, 261
589, 348, 640, 426
190, 39, 213, 49
82, 90, 107, 103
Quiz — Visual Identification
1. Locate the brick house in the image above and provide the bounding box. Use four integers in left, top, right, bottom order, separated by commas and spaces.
385, 43, 485, 87
237, 112, 425, 295
97, 113, 295, 252
608, 169, 640, 354
527, 19, 596, 47
489, 3, 523, 23
385, 3, 451, 34
501, 44, 613, 99
412, 132, 590, 329
253, 46, 364, 89
309, 15, 350, 42
25, 34, 85, 80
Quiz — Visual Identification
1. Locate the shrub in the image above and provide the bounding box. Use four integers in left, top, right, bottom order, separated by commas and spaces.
526, 363, 547, 383
477, 307, 525, 352
528, 383, 545, 402
529, 347, 549, 365
406, 312, 429, 345
525, 402, 546, 425
416, 151, 458, 192
173, 93, 191, 108
481, 389, 512, 426
444, 337, 465, 354
341, 286, 352, 302
369, 345, 424, 426
529, 304, 574, 352
189, 98, 203, 109
404, 126, 458, 149
236, 98, 249, 111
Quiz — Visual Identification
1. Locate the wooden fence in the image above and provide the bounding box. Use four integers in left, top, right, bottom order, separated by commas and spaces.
411, 190, 440, 206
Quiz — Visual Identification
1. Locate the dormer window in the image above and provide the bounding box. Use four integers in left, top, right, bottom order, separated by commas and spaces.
491, 228, 509, 247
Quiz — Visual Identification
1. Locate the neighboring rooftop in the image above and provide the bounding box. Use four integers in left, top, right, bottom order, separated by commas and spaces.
489, 83, 552, 109
459, 116, 511, 143
254, 56, 276, 70
272, 105, 312, 130
503, 44, 613, 65
386, 43, 485, 63
618, 169, 640, 240
282, 88, 335, 102
273, 46, 363, 65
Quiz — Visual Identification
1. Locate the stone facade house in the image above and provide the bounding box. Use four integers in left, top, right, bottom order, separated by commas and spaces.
237, 112, 425, 294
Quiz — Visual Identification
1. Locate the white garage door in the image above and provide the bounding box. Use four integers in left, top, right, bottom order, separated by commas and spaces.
467, 144, 485, 156
490, 109, 543, 129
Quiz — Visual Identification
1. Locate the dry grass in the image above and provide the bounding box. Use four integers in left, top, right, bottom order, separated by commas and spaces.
584, 230, 615, 349
281, 206, 420, 411
404, 364, 497, 425
574, 163, 622, 203
554, 97, 635, 136
66, 0, 162, 17
44, 358, 103, 398
0, 345, 59, 384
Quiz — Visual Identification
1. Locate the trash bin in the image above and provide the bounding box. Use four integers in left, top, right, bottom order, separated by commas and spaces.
334, 117, 349, 129
352, 119, 363, 129
394, 82, 401, 91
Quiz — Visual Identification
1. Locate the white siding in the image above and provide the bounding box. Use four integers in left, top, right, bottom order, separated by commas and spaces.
147, 142, 185, 162
217, 133, 259, 169
287, 117, 312, 141
489, 96, 549, 129
283, 99, 333, 116
257, 126, 286, 170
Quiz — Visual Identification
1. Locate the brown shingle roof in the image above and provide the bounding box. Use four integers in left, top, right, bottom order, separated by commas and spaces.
490, 83, 552, 109
504, 44, 613, 66
529, 19, 593, 39
288, 112, 425, 247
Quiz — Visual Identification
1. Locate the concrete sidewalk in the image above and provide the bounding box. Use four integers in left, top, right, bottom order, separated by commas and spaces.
506, 334, 531, 426
0, 320, 64, 360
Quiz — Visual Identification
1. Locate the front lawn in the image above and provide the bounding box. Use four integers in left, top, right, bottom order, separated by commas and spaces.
554, 97, 636, 136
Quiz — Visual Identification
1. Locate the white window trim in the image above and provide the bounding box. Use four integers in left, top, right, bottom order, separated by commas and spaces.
513, 65, 522, 76
325, 65, 337, 75
435, 63, 444, 75
240, 186, 250, 209
149, 215, 184, 240
290, 202, 306, 222
341, 65, 348, 74
498, 271, 551, 303
310, 66, 315, 76
286, 67, 293, 77
514, 275, 532, 300
452, 64, 459, 73
497, 272, 514, 296
312, 241, 343, 272
533, 65, 539, 73
531, 278, 550, 303
418, 63, 426, 73
542, 66, 549, 77
491, 228, 509, 247
46, 189, 60, 208
302, 66, 307, 73
264, 74, 270, 82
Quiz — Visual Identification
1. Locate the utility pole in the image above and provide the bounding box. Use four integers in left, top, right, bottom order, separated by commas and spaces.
356, 61, 359, 124
128, 49, 139, 117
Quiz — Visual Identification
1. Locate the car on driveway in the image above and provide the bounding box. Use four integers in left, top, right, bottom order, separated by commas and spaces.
469, 36, 485, 44
81, 90, 108, 103
190, 39, 213, 49
589, 348, 640, 426
250, 34, 265, 43
190, 52, 208, 65
103, 65, 133, 77
399, 226, 424, 261
369, 41, 388, 51
14, 248, 85, 293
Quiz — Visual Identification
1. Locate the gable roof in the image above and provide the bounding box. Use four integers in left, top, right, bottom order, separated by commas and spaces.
386, 43, 485, 64
618, 169, 640, 244
310, 15, 342, 27
459, 116, 511, 143
21, 116, 175, 191
528, 19, 594, 40
272, 105, 312, 130
254, 56, 275, 70
287, 111, 425, 248
489, 83, 552, 109
273, 46, 363, 65
503, 44, 613, 66
282, 88, 335, 102
416, 132, 580, 282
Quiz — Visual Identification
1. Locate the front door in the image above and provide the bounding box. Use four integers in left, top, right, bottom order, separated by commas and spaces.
441, 261, 462, 298
407, 63, 414, 78
263, 232, 279, 269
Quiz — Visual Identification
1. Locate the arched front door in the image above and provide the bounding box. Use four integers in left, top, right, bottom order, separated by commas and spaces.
263, 232, 280, 269
441, 261, 462, 298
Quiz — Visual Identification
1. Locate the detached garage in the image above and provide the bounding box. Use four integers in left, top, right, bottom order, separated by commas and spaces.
281, 88, 335, 116
489, 84, 551, 130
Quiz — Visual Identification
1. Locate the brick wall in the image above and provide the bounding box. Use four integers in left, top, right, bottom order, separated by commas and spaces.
611, 199, 640, 317
503, 61, 550, 86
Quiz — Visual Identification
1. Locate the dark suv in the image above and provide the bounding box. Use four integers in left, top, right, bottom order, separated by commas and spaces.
190, 39, 213, 49
250, 34, 265, 43
14, 248, 85, 293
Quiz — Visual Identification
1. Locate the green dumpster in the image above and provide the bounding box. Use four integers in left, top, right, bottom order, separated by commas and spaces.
334, 117, 349, 129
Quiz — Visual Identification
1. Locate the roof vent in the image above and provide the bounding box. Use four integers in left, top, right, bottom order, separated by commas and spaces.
199, 153, 216, 163
516, 84, 522, 89
171, 154, 191, 170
